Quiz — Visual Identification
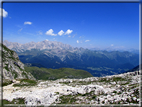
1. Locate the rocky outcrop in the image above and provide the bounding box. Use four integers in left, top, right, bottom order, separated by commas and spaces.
2, 68, 140, 106
1, 44, 35, 80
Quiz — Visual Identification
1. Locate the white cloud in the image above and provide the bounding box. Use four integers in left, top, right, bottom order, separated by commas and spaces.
58, 30, 64, 36
68, 35, 71, 37
77, 40, 79, 43
0, 8, 8, 18
85, 40, 90, 42
65, 29, 73, 35
24, 21, 32, 25
111, 44, 114, 46
45, 29, 57, 36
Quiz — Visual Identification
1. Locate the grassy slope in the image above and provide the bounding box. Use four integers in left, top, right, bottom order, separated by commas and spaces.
25, 67, 93, 80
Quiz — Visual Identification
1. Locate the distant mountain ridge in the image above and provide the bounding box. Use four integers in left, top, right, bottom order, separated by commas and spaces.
3, 40, 139, 77
3, 40, 75, 52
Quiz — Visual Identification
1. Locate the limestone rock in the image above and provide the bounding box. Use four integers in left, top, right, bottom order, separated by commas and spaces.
1, 44, 35, 80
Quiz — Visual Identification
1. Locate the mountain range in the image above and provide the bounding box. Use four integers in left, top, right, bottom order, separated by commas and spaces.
3, 40, 74, 52
3, 40, 139, 77
1, 43, 140, 106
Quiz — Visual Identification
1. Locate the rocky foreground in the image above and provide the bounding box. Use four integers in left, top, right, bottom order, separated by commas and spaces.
2, 69, 141, 106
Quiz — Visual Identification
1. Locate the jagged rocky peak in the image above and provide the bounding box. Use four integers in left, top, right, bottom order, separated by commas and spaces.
3, 40, 74, 52
1, 44, 35, 80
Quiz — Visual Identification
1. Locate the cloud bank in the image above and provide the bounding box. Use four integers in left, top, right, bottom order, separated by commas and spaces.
45, 29, 73, 36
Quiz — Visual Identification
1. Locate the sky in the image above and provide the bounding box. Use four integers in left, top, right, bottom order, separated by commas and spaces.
2, 2, 139, 50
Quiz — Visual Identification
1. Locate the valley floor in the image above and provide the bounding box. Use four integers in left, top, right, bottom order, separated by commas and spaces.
1, 70, 141, 106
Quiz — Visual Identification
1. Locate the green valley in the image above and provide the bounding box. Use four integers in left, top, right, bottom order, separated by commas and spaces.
25, 67, 93, 80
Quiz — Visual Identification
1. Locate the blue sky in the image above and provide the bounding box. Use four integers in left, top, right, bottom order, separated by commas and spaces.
2, 2, 139, 50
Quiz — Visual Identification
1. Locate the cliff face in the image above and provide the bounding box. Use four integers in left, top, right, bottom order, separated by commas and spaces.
1, 44, 35, 80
